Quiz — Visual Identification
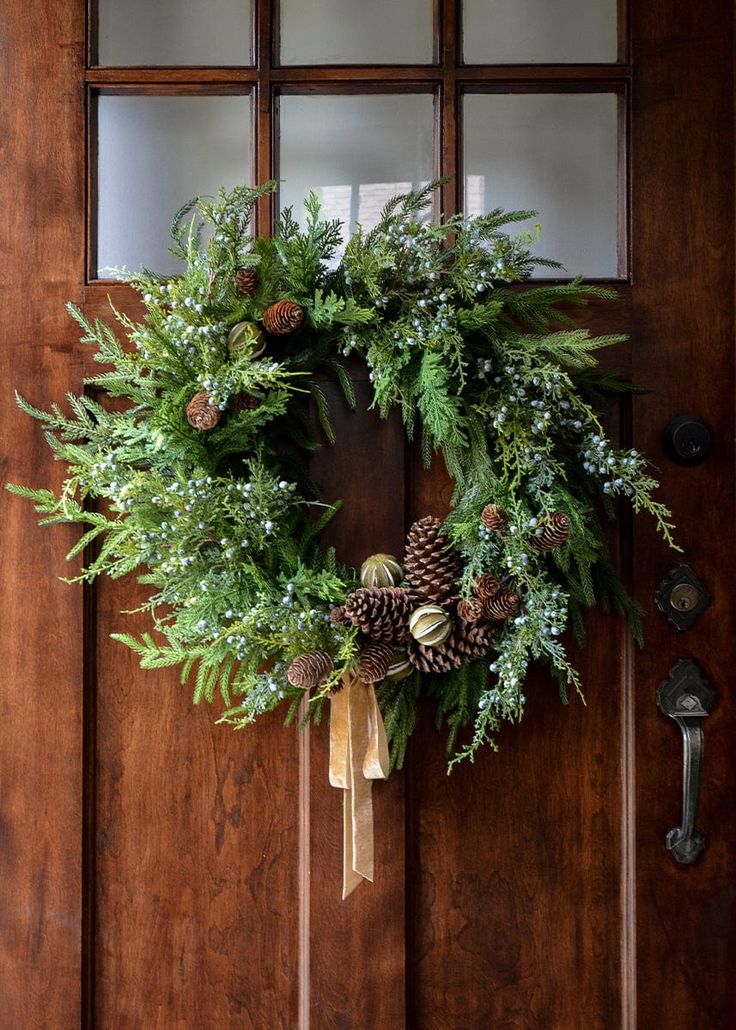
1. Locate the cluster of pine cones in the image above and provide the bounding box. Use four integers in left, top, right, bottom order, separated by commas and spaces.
287, 513, 526, 691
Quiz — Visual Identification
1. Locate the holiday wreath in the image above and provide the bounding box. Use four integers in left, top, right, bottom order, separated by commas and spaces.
10, 181, 676, 893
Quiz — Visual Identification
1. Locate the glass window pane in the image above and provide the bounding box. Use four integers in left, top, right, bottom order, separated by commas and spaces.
96, 95, 252, 277
97, 0, 253, 66
279, 0, 433, 65
463, 93, 619, 278
278, 95, 434, 239
463, 0, 617, 64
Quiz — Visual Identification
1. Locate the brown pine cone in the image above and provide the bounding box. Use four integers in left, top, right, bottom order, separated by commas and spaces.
531, 512, 571, 552
408, 620, 495, 674
287, 650, 333, 689
457, 597, 484, 623
232, 391, 259, 414
262, 300, 304, 335
342, 586, 413, 644
329, 606, 347, 624
235, 266, 259, 296
186, 391, 221, 431
358, 640, 394, 684
481, 503, 507, 532
404, 516, 462, 605
484, 588, 520, 622
473, 573, 500, 601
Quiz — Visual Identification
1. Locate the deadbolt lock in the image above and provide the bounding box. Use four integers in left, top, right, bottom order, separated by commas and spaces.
656, 564, 711, 632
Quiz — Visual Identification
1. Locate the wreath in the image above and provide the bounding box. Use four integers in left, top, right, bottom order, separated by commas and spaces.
10, 181, 676, 894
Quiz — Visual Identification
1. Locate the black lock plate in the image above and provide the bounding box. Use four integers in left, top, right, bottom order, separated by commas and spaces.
655, 564, 711, 632
662, 415, 713, 466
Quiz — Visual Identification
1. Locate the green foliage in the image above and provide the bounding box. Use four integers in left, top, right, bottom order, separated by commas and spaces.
7, 179, 678, 768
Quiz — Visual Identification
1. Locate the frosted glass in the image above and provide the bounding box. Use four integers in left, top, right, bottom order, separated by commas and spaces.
97, 96, 251, 277
279, 0, 432, 64
97, 0, 253, 66
463, 0, 617, 64
278, 95, 434, 238
464, 93, 619, 277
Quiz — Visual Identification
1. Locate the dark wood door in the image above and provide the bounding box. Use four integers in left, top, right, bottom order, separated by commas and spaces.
1, 2, 734, 1028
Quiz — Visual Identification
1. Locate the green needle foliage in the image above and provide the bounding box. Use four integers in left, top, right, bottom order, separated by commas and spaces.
8, 180, 677, 767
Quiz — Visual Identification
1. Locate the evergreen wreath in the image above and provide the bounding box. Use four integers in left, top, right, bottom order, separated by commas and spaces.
9, 180, 677, 768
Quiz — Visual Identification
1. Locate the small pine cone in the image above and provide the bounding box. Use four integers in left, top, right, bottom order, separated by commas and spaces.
531, 512, 571, 552
343, 586, 413, 644
358, 640, 394, 684
408, 620, 495, 674
329, 606, 347, 624
484, 588, 520, 623
404, 515, 462, 605
235, 266, 259, 296
481, 503, 507, 532
473, 574, 500, 601
457, 597, 484, 624
186, 391, 221, 431
232, 391, 260, 414
262, 299, 304, 335
287, 650, 333, 689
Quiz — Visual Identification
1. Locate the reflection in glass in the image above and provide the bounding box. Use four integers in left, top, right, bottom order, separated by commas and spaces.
97, 96, 251, 277
279, 0, 432, 65
97, 0, 253, 66
463, 0, 617, 64
464, 93, 619, 278
277, 94, 434, 245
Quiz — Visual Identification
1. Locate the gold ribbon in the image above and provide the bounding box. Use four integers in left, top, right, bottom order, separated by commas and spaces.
329, 671, 390, 899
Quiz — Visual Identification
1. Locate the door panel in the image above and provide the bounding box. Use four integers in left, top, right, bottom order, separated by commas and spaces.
1, 2, 734, 1028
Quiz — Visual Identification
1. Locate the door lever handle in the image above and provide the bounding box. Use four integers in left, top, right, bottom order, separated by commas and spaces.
657, 660, 716, 864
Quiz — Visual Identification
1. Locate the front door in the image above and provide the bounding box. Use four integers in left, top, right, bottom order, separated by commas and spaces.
1, 2, 734, 1027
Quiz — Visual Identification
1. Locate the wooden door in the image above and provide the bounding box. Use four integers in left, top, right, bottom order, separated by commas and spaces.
1, 2, 734, 1027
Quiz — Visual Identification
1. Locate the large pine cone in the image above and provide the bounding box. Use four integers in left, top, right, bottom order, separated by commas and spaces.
287, 650, 333, 689
235, 266, 259, 296
186, 391, 221, 431
404, 516, 462, 604
484, 588, 520, 622
408, 620, 495, 674
358, 640, 394, 684
531, 512, 571, 552
481, 503, 507, 532
262, 300, 304, 335
342, 586, 413, 644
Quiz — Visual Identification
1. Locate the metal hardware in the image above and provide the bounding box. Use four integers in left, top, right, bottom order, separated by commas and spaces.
662, 414, 713, 466
655, 564, 711, 632
657, 660, 716, 864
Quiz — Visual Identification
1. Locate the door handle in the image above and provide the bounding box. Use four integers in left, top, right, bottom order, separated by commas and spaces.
656, 660, 716, 864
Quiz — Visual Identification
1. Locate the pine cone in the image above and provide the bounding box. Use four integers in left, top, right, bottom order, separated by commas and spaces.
484, 588, 520, 622
235, 266, 258, 296
531, 512, 571, 552
481, 503, 507, 532
473, 574, 500, 601
404, 516, 462, 604
329, 606, 347, 624
287, 650, 333, 689
232, 391, 259, 414
342, 586, 413, 644
358, 640, 394, 684
408, 620, 495, 674
262, 300, 304, 335
457, 597, 484, 623
186, 391, 221, 431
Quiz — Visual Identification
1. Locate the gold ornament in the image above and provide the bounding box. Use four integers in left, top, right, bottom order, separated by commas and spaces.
409, 604, 452, 647
226, 320, 266, 359
385, 648, 413, 682
360, 553, 403, 588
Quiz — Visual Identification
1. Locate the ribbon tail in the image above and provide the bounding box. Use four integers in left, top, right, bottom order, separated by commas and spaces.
362, 683, 390, 781
329, 679, 350, 789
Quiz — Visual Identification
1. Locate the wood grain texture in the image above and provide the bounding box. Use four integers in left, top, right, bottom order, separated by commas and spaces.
0, 2, 86, 1026
306, 380, 407, 1029
93, 576, 300, 1028
630, 1, 736, 1027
